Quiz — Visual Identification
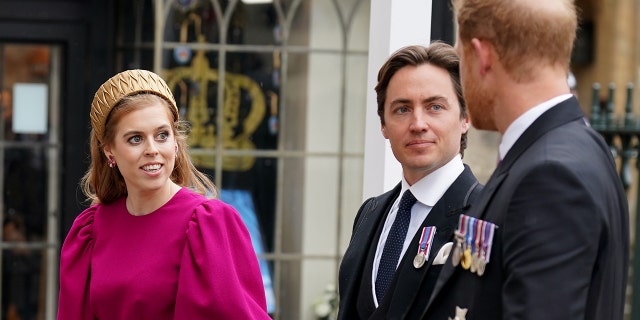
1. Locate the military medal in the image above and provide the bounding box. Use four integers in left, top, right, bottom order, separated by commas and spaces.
474, 221, 487, 276
451, 238, 462, 267
471, 219, 484, 274
470, 250, 478, 273
477, 221, 496, 276
460, 216, 473, 270
414, 226, 436, 269
413, 227, 427, 268
452, 214, 498, 275
469, 219, 478, 273
476, 253, 487, 276
452, 215, 467, 267
461, 247, 472, 270
413, 253, 426, 269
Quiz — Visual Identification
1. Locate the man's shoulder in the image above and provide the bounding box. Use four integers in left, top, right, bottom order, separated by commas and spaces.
370, 183, 401, 202
453, 165, 484, 192
443, 165, 483, 207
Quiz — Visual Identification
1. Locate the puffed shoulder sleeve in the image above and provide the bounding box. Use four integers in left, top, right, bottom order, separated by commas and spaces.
175, 199, 270, 319
57, 206, 96, 320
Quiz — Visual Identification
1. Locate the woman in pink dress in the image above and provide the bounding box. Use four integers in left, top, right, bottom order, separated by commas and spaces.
57, 69, 271, 320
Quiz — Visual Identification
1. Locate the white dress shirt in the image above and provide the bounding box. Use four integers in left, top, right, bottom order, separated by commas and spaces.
498, 94, 573, 161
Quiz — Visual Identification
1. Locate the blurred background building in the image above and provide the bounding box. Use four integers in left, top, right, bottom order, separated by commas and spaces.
0, 0, 637, 319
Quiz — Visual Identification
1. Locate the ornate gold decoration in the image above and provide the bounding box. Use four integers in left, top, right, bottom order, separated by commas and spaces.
164, 16, 266, 171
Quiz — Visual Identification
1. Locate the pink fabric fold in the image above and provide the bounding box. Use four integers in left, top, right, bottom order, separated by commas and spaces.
57, 206, 96, 319
175, 200, 270, 319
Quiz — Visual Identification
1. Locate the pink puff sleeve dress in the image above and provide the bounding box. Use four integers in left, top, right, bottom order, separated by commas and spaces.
57, 188, 270, 319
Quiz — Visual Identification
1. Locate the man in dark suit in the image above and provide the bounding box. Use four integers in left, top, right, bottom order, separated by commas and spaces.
421, 0, 630, 319
338, 42, 483, 319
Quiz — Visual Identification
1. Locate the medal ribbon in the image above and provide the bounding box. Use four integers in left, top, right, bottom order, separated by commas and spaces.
484, 222, 496, 263
479, 221, 487, 256
475, 220, 484, 253
417, 227, 427, 254
466, 217, 476, 254
460, 215, 473, 249
457, 214, 466, 235
418, 226, 437, 259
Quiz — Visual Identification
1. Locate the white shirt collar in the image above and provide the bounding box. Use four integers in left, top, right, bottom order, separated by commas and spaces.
400, 154, 464, 207
499, 94, 573, 161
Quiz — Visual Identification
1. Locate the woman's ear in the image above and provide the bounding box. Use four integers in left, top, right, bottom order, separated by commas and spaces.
103, 146, 112, 159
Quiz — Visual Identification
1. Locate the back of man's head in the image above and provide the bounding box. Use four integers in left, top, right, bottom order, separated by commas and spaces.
454, 0, 577, 82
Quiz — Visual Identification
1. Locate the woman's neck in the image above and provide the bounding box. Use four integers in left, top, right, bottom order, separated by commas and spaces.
125, 182, 180, 216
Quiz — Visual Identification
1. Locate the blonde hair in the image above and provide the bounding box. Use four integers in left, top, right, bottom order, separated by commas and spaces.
82, 83, 217, 204
454, 0, 577, 81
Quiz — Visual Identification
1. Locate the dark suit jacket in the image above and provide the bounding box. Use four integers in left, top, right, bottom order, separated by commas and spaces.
421, 97, 630, 319
338, 165, 482, 320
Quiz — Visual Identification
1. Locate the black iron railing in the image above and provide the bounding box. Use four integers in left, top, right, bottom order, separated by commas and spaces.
589, 82, 638, 319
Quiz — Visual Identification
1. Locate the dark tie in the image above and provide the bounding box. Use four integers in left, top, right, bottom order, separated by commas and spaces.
375, 189, 417, 302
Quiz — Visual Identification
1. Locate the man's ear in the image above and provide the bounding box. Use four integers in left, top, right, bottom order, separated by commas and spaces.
471, 38, 493, 77
381, 124, 388, 139
461, 116, 471, 134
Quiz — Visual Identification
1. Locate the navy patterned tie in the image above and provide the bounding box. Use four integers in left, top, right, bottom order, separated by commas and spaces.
375, 189, 417, 301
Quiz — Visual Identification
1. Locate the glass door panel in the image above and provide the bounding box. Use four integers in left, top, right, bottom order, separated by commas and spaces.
1, 43, 62, 320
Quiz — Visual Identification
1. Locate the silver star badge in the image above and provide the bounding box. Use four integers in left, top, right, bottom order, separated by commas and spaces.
448, 306, 468, 320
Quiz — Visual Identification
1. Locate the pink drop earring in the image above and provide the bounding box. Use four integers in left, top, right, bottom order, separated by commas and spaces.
107, 156, 116, 168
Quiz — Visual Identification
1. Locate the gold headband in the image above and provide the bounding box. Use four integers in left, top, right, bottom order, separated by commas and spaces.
90, 69, 178, 143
